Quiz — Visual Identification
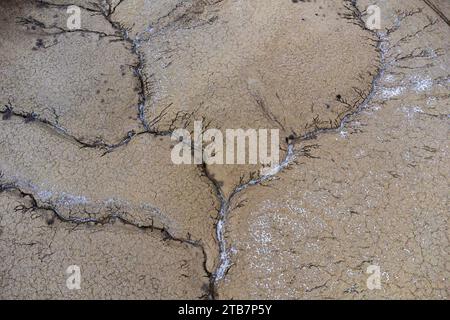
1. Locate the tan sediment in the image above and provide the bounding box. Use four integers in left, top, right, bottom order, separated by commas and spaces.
0, 190, 209, 299
0, 0, 220, 297
115, 0, 380, 194
0, 0, 142, 146
0, 0, 447, 300
424, 0, 450, 25
217, 0, 449, 299
0, 119, 220, 272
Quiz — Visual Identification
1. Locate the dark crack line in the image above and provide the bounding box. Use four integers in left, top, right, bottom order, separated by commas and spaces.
423, 0, 450, 26
5, 0, 438, 301
1, 103, 139, 153
0, 176, 213, 291
16, 16, 121, 38
207, 0, 449, 299
1, 101, 190, 156
32, 0, 101, 13
6, 0, 182, 154
205, 0, 387, 300
197, 162, 228, 299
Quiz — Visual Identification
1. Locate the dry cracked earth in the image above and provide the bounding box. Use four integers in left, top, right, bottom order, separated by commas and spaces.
0, 0, 448, 299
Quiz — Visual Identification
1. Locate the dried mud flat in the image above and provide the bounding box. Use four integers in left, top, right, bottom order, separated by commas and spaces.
0, 0, 448, 299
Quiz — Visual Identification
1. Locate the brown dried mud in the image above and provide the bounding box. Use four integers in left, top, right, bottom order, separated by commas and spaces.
123, 0, 380, 193
0, 0, 448, 299
217, 0, 449, 299
0, 190, 208, 299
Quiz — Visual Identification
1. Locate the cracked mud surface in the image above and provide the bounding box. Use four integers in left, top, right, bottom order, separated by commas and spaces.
218, 0, 449, 299
0, 0, 448, 299
0, 190, 208, 299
